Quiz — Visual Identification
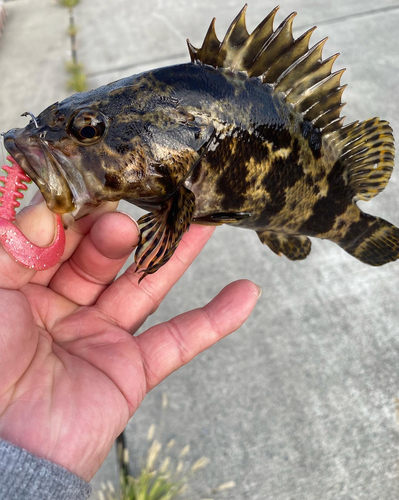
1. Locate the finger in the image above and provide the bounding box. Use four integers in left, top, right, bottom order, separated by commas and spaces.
29, 201, 119, 286
97, 224, 215, 332
0, 200, 56, 289
48, 212, 140, 306
0, 195, 119, 289
136, 279, 261, 392
49, 279, 260, 416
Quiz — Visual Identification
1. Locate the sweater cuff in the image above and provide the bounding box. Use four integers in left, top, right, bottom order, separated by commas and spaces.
0, 440, 91, 500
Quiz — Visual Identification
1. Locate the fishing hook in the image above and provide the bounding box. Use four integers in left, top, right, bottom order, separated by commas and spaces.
21, 111, 39, 129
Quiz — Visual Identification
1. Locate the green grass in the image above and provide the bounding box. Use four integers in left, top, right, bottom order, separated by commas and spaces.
65, 61, 87, 92
98, 437, 209, 500
97, 395, 235, 500
59, 0, 81, 7
59, 0, 87, 92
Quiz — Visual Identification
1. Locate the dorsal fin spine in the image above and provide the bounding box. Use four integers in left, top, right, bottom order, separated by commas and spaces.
191, 17, 221, 66
250, 13, 296, 78
304, 85, 347, 126
237, 6, 280, 69
219, 4, 249, 52
282, 40, 331, 100
323, 117, 346, 135
313, 103, 346, 129
187, 39, 198, 63
296, 70, 346, 113
263, 26, 316, 84
187, 6, 348, 133
275, 38, 327, 93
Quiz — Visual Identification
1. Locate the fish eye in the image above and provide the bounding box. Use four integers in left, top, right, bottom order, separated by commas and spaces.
80, 126, 97, 139
68, 108, 107, 144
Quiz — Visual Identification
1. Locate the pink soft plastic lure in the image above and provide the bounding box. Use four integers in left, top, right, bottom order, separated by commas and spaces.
0, 155, 65, 269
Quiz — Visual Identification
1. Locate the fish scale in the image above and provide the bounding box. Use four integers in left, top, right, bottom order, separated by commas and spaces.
1, 5, 398, 278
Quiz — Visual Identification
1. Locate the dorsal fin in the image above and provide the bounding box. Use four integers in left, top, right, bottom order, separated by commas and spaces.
330, 118, 395, 201
187, 5, 346, 135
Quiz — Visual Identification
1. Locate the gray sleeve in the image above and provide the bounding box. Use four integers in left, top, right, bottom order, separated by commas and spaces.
0, 439, 91, 500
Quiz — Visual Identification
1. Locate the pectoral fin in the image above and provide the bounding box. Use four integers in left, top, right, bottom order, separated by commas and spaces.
257, 230, 311, 260
135, 186, 195, 280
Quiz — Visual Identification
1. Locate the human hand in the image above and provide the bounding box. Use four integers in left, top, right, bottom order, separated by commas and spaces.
0, 198, 260, 481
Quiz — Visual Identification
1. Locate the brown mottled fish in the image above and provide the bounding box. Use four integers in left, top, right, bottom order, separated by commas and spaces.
4, 5, 397, 279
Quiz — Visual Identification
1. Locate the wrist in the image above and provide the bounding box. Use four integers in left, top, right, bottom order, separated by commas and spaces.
0, 439, 91, 500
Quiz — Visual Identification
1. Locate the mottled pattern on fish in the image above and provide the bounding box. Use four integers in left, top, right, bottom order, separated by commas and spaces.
3, 5, 397, 278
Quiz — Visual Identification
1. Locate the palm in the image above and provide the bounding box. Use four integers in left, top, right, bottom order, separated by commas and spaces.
0, 201, 259, 481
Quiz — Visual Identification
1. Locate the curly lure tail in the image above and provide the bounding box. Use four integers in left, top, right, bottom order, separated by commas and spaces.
0, 156, 66, 270
0, 156, 31, 221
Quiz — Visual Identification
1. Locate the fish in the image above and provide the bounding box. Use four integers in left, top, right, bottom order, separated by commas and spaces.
3, 5, 398, 279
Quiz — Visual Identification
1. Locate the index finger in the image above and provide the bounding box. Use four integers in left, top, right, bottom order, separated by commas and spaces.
29, 201, 120, 287
96, 224, 215, 333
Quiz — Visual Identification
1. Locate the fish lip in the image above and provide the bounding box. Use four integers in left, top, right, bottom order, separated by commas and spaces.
3, 130, 44, 187
3, 128, 91, 216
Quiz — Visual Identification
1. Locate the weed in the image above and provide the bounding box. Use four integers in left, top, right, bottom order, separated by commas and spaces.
97, 394, 235, 500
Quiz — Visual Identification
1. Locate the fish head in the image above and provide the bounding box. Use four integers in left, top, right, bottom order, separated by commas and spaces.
3, 99, 113, 221
4, 71, 213, 222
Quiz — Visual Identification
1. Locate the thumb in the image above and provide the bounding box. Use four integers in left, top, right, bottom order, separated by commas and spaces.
0, 199, 60, 289
17, 198, 59, 246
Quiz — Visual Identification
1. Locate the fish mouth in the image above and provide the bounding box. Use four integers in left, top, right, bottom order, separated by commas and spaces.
3, 128, 93, 217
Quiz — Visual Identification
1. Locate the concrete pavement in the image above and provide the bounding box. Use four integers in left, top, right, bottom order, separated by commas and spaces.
1, 1, 399, 498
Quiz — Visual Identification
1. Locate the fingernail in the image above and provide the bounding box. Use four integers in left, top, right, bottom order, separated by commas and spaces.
117, 211, 140, 232
256, 284, 262, 298
29, 189, 44, 205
